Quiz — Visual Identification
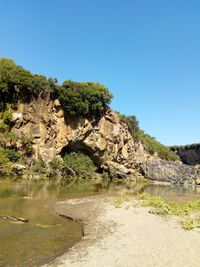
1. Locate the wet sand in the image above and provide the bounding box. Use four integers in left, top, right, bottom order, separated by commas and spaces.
45, 195, 200, 267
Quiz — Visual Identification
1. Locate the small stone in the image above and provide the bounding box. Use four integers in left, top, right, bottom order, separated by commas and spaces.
195, 178, 200, 185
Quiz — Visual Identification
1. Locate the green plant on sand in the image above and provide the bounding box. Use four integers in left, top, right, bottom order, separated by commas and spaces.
138, 192, 200, 230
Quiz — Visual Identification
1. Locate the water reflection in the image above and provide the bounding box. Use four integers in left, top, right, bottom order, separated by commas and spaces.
0, 180, 199, 267
137, 183, 200, 201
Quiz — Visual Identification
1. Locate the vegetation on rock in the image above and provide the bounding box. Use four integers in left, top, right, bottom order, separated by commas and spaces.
59, 80, 113, 117
118, 113, 139, 137
0, 58, 112, 118
0, 58, 179, 180
0, 147, 21, 175
118, 112, 178, 161
63, 152, 96, 179
0, 58, 58, 109
138, 130, 179, 161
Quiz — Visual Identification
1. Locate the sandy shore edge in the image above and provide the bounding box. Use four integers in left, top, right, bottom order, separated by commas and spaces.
44, 195, 200, 267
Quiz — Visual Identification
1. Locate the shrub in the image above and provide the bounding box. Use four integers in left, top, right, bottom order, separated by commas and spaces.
0, 58, 58, 109
2, 106, 13, 125
138, 193, 200, 229
137, 130, 178, 161
0, 152, 11, 176
63, 151, 96, 179
0, 152, 10, 165
0, 59, 113, 119
31, 159, 46, 174
0, 122, 9, 133
0, 148, 20, 162
116, 113, 178, 162
21, 137, 33, 156
181, 218, 200, 230
59, 80, 113, 117
117, 113, 139, 137
49, 157, 63, 170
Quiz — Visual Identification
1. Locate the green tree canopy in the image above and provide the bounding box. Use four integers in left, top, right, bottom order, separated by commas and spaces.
58, 80, 113, 117
0, 58, 58, 109
0, 59, 113, 117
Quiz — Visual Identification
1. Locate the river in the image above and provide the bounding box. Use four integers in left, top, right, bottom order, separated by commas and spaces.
0, 180, 200, 266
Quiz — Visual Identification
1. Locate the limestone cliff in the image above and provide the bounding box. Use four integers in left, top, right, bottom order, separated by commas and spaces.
11, 96, 199, 184
11, 95, 147, 177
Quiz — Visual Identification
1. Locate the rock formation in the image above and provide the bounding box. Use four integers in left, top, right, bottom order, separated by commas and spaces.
11, 95, 200, 184
140, 159, 199, 185
11, 95, 147, 177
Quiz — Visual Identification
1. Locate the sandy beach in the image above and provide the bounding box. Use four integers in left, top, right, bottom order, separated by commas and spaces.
45, 195, 200, 267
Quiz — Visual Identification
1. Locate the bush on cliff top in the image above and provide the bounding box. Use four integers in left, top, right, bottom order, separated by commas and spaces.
0, 58, 113, 117
59, 80, 113, 117
0, 58, 58, 109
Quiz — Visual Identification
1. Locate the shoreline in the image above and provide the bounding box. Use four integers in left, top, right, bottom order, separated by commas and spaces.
44, 194, 200, 267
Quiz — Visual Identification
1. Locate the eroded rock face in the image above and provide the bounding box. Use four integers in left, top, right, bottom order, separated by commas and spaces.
11, 96, 200, 184
141, 159, 199, 185
11, 96, 147, 175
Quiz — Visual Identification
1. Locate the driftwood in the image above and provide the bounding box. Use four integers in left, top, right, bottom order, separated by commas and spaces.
0, 215, 29, 223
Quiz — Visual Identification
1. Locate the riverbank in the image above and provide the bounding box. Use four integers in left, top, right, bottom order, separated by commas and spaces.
45, 194, 200, 267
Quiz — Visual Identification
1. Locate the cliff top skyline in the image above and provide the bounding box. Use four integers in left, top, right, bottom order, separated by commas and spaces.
1, 0, 200, 145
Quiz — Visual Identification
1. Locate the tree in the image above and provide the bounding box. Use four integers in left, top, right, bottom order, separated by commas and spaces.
0, 58, 58, 109
58, 80, 113, 117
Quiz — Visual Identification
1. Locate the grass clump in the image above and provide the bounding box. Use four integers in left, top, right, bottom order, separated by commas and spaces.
113, 195, 130, 208
138, 192, 200, 230
139, 193, 173, 215
181, 218, 200, 230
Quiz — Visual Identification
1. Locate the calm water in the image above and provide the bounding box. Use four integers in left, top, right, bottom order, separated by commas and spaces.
0, 181, 109, 267
0, 180, 200, 267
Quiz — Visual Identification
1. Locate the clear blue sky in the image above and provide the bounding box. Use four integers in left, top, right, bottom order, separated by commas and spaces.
1, 0, 200, 146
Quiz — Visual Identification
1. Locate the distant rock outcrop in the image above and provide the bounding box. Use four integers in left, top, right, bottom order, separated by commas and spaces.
141, 159, 199, 185
171, 144, 200, 166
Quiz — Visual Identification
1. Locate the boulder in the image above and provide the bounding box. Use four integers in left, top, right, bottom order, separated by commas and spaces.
13, 164, 26, 172
141, 159, 198, 185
